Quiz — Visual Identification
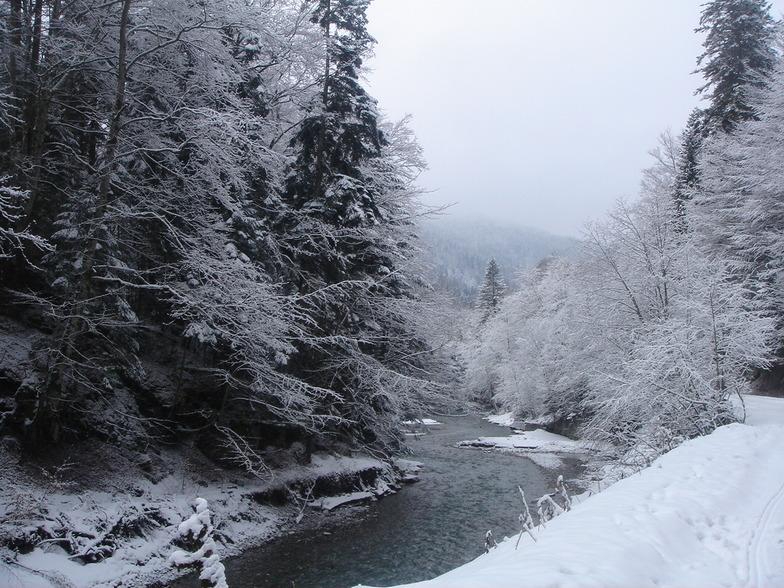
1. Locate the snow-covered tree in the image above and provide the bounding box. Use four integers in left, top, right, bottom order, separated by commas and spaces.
673, 108, 708, 221
0, 0, 455, 460
462, 255, 595, 420
0, 180, 49, 265
0, 0, 442, 453
671, 0, 776, 225
696, 0, 777, 133
263, 0, 450, 451
477, 258, 506, 321
170, 498, 228, 588
283, 0, 383, 227
696, 58, 784, 353
579, 167, 772, 451
463, 142, 773, 455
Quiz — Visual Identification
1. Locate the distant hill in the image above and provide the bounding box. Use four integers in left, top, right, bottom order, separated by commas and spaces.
418, 216, 579, 306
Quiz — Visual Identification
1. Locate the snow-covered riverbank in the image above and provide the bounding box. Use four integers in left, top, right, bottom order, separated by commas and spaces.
361, 395, 784, 588
0, 448, 402, 588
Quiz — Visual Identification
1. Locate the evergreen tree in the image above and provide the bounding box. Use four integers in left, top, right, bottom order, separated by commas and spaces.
272, 0, 443, 451
696, 59, 784, 353
695, 0, 777, 134
672, 108, 708, 224
477, 258, 506, 321
284, 0, 383, 232
672, 0, 776, 224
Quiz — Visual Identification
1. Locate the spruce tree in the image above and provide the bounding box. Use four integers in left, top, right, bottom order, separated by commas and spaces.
672, 108, 708, 225
695, 0, 777, 134
478, 258, 506, 321
275, 0, 436, 450
284, 0, 383, 233
673, 0, 776, 223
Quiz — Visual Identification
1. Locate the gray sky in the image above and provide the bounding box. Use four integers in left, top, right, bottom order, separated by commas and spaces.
366, 0, 784, 237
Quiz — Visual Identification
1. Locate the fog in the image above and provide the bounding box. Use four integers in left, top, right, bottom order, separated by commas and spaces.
366, 0, 784, 236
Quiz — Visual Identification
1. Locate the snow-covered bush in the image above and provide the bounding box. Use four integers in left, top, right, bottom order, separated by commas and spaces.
555, 475, 571, 512
170, 498, 228, 588
536, 494, 564, 526
483, 529, 497, 553
515, 486, 537, 548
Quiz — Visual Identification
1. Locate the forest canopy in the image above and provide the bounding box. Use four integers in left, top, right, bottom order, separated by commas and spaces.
0, 0, 456, 464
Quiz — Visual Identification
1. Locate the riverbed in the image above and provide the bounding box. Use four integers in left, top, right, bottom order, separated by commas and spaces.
169, 414, 582, 587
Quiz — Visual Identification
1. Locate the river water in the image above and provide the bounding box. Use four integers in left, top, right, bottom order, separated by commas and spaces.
172, 414, 579, 587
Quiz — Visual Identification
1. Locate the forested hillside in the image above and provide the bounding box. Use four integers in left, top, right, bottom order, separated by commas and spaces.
419, 216, 577, 305
462, 0, 784, 460
0, 0, 455, 466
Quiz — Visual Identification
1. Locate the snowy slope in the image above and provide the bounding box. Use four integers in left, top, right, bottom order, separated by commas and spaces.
363, 396, 784, 588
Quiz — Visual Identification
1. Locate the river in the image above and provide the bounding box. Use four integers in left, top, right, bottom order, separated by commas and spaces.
170, 414, 581, 587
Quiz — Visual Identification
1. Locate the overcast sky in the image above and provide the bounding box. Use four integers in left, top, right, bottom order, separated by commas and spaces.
365, 0, 784, 237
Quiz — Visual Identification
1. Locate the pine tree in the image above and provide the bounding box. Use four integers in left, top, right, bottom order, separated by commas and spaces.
695, 0, 777, 134
284, 0, 383, 232
477, 258, 506, 321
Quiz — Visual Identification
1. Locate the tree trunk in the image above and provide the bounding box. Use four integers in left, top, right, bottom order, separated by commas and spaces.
312, 0, 331, 203
18, 0, 62, 227
29, 0, 134, 446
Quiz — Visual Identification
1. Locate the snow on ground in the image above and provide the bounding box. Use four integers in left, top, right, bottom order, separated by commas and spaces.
485, 412, 515, 427
474, 415, 594, 468
402, 419, 443, 426
360, 395, 784, 588
308, 491, 376, 511
0, 449, 393, 588
457, 428, 593, 455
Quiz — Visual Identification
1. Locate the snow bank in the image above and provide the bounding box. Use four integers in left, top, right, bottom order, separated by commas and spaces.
457, 428, 592, 454
402, 419, 443, 426
308, 491, 376, 511
484, 412, 515, 427
362, 396, 784, 588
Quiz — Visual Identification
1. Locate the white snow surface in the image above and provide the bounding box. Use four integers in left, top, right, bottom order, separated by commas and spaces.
360, 395, 784, 588
457, 428, 592, 454
402, 418, 443, 426
485, 412, 515, 427
308, 491, 376, 511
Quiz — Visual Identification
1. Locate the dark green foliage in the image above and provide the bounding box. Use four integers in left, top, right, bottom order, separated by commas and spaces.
477, 258, 506, 321
673, 108, 708, 222
285, 0, 384, 227
673, 0, 777, 226
696, 0, 777, 133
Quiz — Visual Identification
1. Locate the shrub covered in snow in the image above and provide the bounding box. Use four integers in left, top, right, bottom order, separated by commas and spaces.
170, 498, 228, 588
